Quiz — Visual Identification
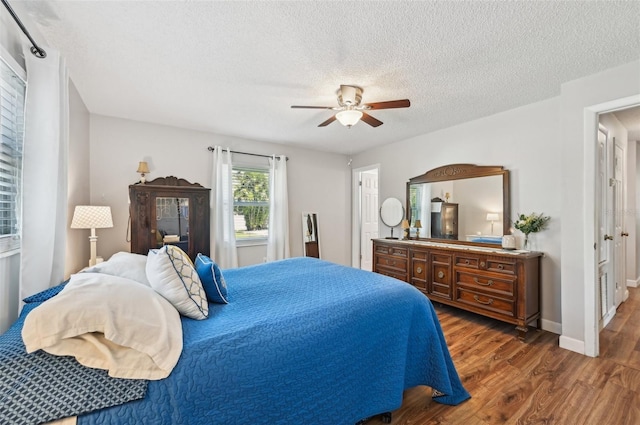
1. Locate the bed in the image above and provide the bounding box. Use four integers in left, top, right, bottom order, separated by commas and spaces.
1, 254, 469, 424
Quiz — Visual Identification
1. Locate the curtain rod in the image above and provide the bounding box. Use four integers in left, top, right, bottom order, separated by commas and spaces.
207, 146, 288, 161
1, 0, 46, 58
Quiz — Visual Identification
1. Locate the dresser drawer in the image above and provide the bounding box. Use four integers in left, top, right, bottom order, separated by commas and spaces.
455, 254, 481, 269
376, 267, 407, 281
456, 272, 515, 297
486, 258, 516, 275
457, 287, 515, 318
375, 244, 408, 258
375, 255, 408, 273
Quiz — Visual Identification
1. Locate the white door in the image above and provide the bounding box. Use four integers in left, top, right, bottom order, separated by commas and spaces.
597, 125, 615, 328
613, 139, 627, 306
360, 170, 379, 271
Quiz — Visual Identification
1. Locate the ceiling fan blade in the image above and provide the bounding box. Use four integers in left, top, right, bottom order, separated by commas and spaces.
318, 115, 337, 127
361, 112, 383, 127
291, 105, 334, 109
364, 99, 411, 110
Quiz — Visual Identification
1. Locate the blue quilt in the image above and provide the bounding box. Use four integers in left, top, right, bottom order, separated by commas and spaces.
79, 257, 469, 424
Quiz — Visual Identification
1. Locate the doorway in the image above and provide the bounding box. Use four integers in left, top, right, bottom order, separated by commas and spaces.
351, 165, 379, 270
591, 102, 640, 355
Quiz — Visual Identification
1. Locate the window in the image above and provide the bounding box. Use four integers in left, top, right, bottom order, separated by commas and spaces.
232, 167, 269, 241
0, 57, 25, 253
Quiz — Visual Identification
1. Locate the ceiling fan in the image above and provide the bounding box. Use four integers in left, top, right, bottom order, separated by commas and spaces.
291, 85, 410, 128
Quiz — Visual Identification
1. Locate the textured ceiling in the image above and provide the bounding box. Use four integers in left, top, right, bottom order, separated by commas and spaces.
13, 0, 640, 155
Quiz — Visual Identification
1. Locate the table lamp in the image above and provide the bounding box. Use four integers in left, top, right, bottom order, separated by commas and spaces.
486, 213, 499, 235
414, 219, 422, 239
137, 161, 150, 183
401, 219, 410, 240
71, 205, 113, 267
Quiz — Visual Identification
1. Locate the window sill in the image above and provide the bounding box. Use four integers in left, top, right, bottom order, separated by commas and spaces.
236, 240, 267, 248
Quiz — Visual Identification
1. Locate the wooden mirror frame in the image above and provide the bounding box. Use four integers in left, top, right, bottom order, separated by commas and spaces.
406, 163, 510, 247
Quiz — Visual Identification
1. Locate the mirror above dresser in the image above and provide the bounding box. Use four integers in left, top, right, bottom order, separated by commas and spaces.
406, 163, 510, 247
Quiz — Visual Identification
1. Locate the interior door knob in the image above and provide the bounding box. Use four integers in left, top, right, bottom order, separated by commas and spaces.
604, 234, 613, 241
621, 232, 629, 237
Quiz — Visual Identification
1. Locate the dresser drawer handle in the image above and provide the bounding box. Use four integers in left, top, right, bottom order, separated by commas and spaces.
438, 271, 444, 279
480, 261, 486, 267
498, 264, 504, 270
464, 260, 470, 265
416, 266, 423, 274
473, 278, 493, 286
473, 295, 494, 305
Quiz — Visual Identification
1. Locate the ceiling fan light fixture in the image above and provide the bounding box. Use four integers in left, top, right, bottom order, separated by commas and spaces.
336, 110, 363, 128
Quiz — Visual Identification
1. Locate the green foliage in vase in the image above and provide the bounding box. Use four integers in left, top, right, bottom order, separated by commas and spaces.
514, 212, 550, 235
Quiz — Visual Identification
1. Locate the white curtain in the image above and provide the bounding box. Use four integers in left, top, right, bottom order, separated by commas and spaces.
20, 48, 69, 301
210, 146, 238, 268
266, 155, 289, 261
420, 184, 432, 238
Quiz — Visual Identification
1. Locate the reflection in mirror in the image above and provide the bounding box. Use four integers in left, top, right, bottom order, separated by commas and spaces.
156, 197, 189, 251
409, 176, 503, 241
302, 212, 320, 258
380, 197, 404, 239
407, 164, 509, 246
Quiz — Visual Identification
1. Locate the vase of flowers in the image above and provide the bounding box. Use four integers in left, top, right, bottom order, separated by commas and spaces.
514, 212, 550, 250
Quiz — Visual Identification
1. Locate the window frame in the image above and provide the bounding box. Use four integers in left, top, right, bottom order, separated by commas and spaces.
0, 48, 26, 256
232, 164, 270, 245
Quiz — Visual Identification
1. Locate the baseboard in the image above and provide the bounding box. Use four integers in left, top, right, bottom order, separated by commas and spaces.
540, 319, 562, 335
559, 335, 585, 355
627, 278, 639, 288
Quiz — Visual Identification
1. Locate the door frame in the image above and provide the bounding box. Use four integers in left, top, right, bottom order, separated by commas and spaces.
351, 164, 380, 268
584, 94, 640, 357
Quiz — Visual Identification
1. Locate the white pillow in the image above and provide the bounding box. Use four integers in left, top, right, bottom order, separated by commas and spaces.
22, 272, 183, 380
85, 251, 150, 286
146, 245, 209, 320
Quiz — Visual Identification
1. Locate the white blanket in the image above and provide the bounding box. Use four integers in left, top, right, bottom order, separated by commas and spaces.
22, 272, 183, 380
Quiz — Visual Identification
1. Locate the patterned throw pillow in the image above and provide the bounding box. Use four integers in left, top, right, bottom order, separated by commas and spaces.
146, 245, 209, 320
194, 254, 229, 304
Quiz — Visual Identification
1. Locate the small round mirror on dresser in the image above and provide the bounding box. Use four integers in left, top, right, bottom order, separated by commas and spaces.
380, 197, 404, 239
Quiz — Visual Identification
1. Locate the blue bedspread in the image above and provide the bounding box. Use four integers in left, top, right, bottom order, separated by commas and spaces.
0, 304, 147, 424
80, 257, 469, 424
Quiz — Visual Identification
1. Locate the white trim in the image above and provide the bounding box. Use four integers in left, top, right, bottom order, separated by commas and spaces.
626, 278, 639, 288
559, 335, 586, 355
0, 248, 20, 260
601, 305, 617, 328
540, 319, 562, 335
583, 94, 640, 358
351, 164, 380, 268
0, 44, 26, 82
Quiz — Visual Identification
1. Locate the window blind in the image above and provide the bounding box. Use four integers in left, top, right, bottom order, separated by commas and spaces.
0, 57, 25, 253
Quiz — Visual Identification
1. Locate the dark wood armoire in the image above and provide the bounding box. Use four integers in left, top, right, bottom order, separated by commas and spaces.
129, 176, 210, 261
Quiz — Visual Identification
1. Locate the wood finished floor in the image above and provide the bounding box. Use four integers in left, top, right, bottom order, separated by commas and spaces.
366, 288, 640, 425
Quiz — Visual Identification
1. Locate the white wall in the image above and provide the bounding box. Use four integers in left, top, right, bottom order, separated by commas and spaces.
559, 60, 640, 355
89, 115, 351, 267
66, 81, 91, 275
352, 97, 563, 331
627, 140, 637, 287
637, 142, 640, 282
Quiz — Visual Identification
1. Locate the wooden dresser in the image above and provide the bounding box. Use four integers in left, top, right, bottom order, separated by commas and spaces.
373, 239, 541, 340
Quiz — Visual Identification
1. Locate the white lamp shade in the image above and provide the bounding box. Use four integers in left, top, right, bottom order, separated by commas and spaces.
71, 206, 114, 229
336, 110, 363, 127
486, 213, 499, 222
